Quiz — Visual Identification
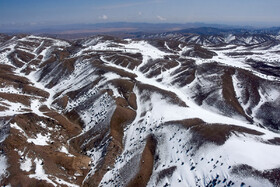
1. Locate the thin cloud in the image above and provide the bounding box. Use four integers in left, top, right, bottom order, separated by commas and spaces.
94, 0, 163, 10
99, 15, 108, 20
157, 15, 167, 21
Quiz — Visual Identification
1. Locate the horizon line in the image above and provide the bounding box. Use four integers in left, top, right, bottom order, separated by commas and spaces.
1, 21, 280, 34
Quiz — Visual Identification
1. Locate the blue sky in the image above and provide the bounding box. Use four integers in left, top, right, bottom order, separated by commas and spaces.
1, 0, 280, 27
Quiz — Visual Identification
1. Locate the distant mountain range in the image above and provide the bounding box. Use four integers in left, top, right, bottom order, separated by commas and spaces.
0, 22, 230, 33
1, 22, 280, 38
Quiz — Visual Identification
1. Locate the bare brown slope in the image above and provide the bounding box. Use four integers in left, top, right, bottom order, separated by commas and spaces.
1, 113, 90, 187
127, 135, 157, 187
232, 165, 280, 187
222, 68, 253, 122
83, 87, 137, 187
166, 118, 263, 146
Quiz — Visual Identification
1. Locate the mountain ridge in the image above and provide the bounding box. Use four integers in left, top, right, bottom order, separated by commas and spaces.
0, 33, 280, 186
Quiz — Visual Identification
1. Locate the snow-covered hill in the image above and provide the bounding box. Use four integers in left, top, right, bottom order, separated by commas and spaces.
141, 32, 280, 47
0, 33, 280, 187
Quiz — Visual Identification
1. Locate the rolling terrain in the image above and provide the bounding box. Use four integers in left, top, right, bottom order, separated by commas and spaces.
0, 31, 280, 187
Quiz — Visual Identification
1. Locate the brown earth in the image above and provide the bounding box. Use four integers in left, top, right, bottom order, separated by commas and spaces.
267, 137, 280, 145
44, 111, 82, 137
166, 118, 263, 146
232, 164, 280, 187
15, 49, 36, 63
157, 166, 177, 185
127, 135, 157, 187
235, 69, 261, 110
222, 68, 253, 122
110, 106, 136, 146
137, 83, 187, 107
82, 83, 137, 186
1, 113, 91, 187
0, 93, 32, 106
103, 53, 142, 70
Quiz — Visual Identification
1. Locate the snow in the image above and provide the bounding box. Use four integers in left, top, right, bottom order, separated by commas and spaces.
205, 45, 280, 81
99, 41, 280, 137
138, 71, 244, 126
232, 74, 251, 114
212, 50, 251, 68
38, 121, 47, 128
93, 36, 280, 186
179, 46, 193, 57
12, 66, 55, 116
124, 40, 170, 70
249, 53, 280, 65
0, 80, 51, 119
1, 35, 280, 186
208, 135, 280, 171
82, 37, 102, 47
158, 134, 277, 186
125, 40, 168, 60
83, 138, 113, 185
17, 48, 36, 56
48, 60, 97, 100
75, 39, 170, 70
269, 88, 280, 100
147, 127, 197, 187
18, 150, 32, 172
10, 123, 28, 137
29, 158, 57, 186
225, 34, 236, 43
0, 100, 27, 117
0, 44, 16, 67
145, 125, 276, 187
28, 157, 79, 186
27, 133, 50, 146
0, 122, 9, 143
59, 146, 75, 157
0, 154, 8, 180
164, 42, 174, 52
148, 93, 188, 121
39, 46, 51, 61
79, 92, 114, 132
0, 86, 22, 95
189, 35, 200, 42
54, 177, 79, 187
106, 84, 122, 98
25, 35, 70, 47
30, 99, 45, 117
25, 70, 55, 109
20, 157, 32, 172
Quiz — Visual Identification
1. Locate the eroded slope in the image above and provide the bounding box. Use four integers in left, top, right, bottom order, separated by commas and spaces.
0, 34, 280, 187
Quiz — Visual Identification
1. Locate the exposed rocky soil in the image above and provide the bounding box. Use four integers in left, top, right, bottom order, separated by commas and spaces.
0, 33, 280, 187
